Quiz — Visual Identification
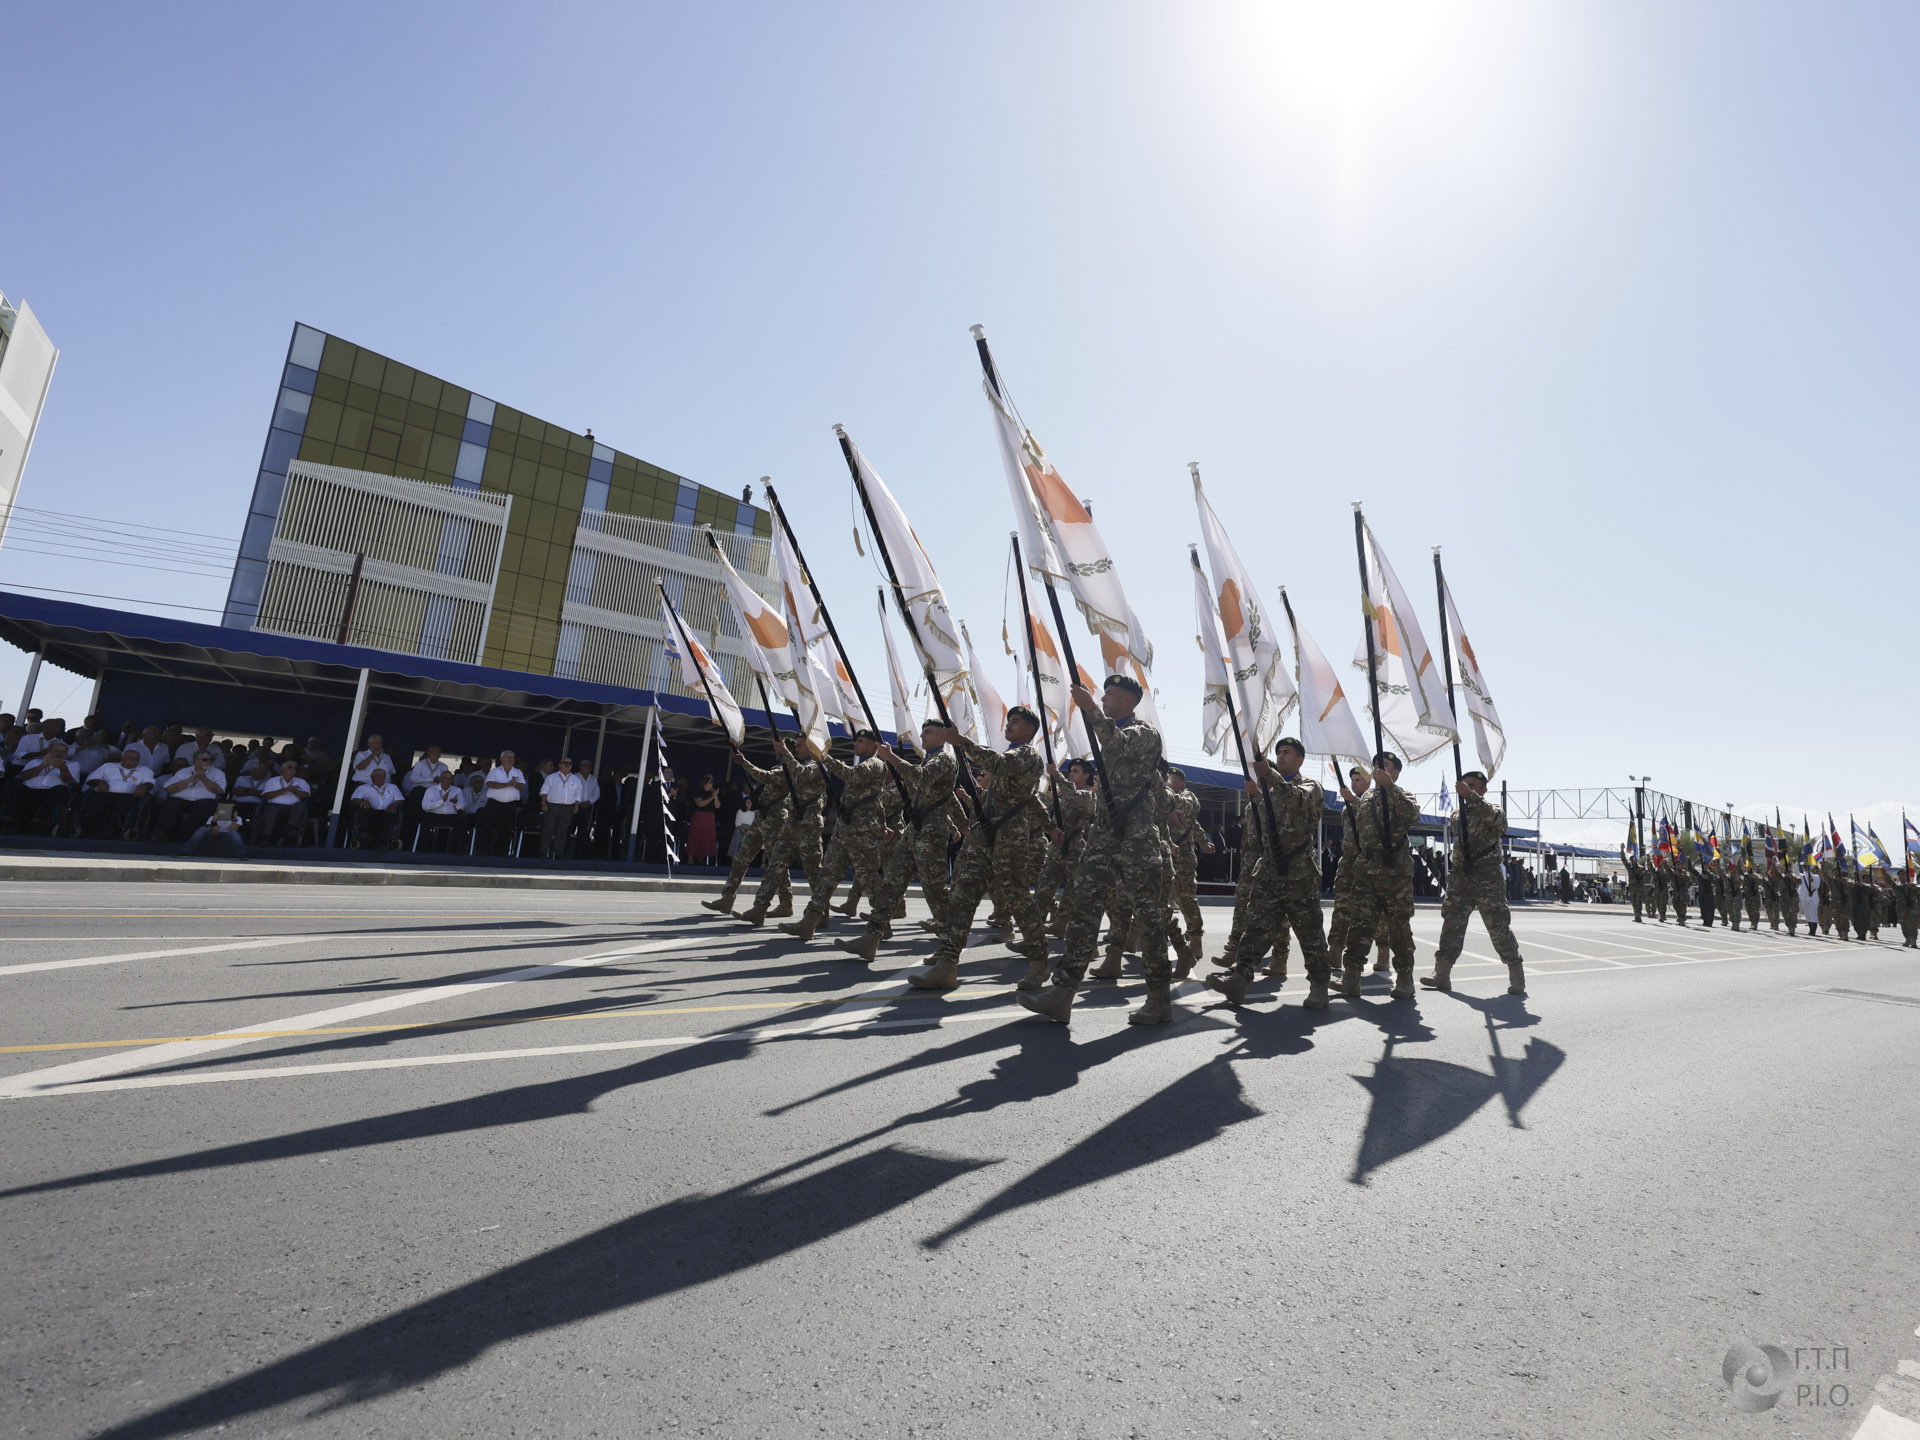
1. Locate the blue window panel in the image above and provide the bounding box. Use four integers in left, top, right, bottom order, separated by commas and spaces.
454, 440, 488, 484
249, 469, 287, 521
734, 501, 756, 534
583, 477, 610, 514
673, 480, 699, 528
450, 478, 480, 494
466, 394, 496, 426
419, 594, 459, 661
282, 363, 318, 395
273, 387, 312, 434
554, 622, 585, 680
289, 324, 326, 370
261, 427, 302, 476
238, 512, 276, 563
591, 441, 614, 464
587, 456, 613, 484
435, 515, 474, 577
461, 418, 493, 447
566, 549, 599, 606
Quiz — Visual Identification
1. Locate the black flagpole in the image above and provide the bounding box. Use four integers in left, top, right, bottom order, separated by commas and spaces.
762, 479, 878, 736
656, 578, 734, 745
1010, 531, 1062, 827
970, 327, 1116, 826
1431, 547, 1469, 873
1353, 504, 1390, 851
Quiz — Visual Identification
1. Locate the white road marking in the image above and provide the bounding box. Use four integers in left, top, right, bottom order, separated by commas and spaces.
0, 934, 708, 1100
0, 936, 324, 977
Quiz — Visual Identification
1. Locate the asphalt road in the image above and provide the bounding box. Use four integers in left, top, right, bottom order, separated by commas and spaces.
2, 883, 1917, 1439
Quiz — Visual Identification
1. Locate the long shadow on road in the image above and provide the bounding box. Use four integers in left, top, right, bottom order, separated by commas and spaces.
88, 1144, 989, 1440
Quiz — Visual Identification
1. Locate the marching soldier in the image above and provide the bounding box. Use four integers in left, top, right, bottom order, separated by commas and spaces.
903, 706, 1051, 992
1421, 770, 1527, 996
1338, 751, 1422, 999
1020, 676, 1171, 1026
1818, 854, 1849, 939
1743, 863, 1761, 929
1621, 847, 1647, 923
737, 734, 827, 926
780, 730, 889, 943
1669, 855, 1693, 926
704, 746, 793, 916
1696, 855, 1717, 928
1762, 863, 1783, 931
1205, 738, 1334, 1009
1720, 861, 1742, 932
1652, 856, 1670, 922
836, 720, 960, 963
1165, 769, 1210, 960
1045, 760, 1099, 937
1894, 870, 1919, 948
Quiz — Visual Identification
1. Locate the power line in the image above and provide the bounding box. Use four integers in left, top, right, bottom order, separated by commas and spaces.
0, 581, 227, 612
0, 546, 233, 579
6, 502, 241, 547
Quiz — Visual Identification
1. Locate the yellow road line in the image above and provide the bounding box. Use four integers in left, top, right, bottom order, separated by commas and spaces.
0, 988, 999, 1054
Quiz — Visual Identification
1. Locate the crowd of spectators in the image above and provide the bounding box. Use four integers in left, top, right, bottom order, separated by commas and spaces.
0, 709, 641, 860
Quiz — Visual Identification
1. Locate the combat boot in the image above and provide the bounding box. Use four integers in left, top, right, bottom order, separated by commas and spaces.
1390, 967, 1416, 1000
701, 894, 735, 913
1017, 983, 1075, 1024
1168, 927, 1193, 976
836, 931, 881, 964
1204, 968, 1251, 1005
1302, 977, 1330, 1009
1015, 958, 1052, 991
832, 898, 860, 916
1339, 965, 1363, 998
892, 898, 908, 920
1506, 961, 1527, 996
1172, 952, 1196, 982
906, 956, 960, 991
768, 895, 795, 918
918, 918, 944, 933
1128, 985, 1173, 1026
1089, 950, 1124, 981
1418, 960, 1453, 992
737, 905, 768, 927
778, 911, 822, 941
1262, 957, 1287, 981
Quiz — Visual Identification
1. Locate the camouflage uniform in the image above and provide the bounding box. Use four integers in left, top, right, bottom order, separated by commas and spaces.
746, 750, 826, 916
928, 733, 1049, 964
1652, 861, 1669, 922
1322, 800, 1366, 962
1721, 865, 1742, 931
1052, 711, 1169, 991
1428, 791, 1524, 986
719, 755, 791, 908
800, 749, 889, 924
1220, 770, 1329, 989
1781, 867, 1802, 935
1622, 853, 1646, 922
1045, 780, 1097, 932
1762, 868, 1782, 930
1895, 872, 1919, 948
1819, 860, 1848, 938
860, 743, 960, 938
1669, 861, 1693, 926
1222, 800, 1294, 974
1696, 860, 1718, 927
1339, 778, 1422, 983
1166, 785, 1205, 950
1853, 875, 1877, 940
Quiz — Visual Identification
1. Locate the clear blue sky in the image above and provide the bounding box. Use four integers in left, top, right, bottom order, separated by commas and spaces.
3, 1, 1914, 831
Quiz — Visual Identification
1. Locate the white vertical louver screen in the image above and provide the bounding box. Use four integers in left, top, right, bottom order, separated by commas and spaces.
255, 461, 510, 664
558, 511, 778, 702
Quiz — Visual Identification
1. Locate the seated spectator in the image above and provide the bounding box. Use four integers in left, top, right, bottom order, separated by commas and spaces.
129, 725, 167, 772
5, 740, 78, 832
402, 744, 450, 795
79, 748, 156, 837
10, 715, 62, 771
540, 756, 583, 858
350, 734, 391, 785
155, 750, 228, 840
418, 771, 471, 851
183, 802, 246, 859
230, 749, 272, 812
351, 766, 404, 849
67, 728, 110, 781
479, 750, 527, 855
255, 759, 312, 846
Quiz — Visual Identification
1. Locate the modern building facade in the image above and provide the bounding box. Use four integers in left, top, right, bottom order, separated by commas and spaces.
0, 291, 60, 553
222, 323, 779, 703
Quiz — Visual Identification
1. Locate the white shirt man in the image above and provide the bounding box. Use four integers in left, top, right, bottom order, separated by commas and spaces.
577, 768, 601, 806
68, 731, 110, 778
260, 768, 312, 807
351, 776, 404, 811
350, 738, 391, 785
19, 744, 75, 790
10, 730, 47, 766
403, 747, 450, 794
130, 729, 166, 771
540, 767, 584, 807
164, 755, 228, 803
484, 759, 527, 804
422, 777, 468, 816
87, 753, 155, 795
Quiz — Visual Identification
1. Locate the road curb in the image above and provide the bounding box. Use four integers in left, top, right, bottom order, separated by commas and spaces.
0, 860, 728, 893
